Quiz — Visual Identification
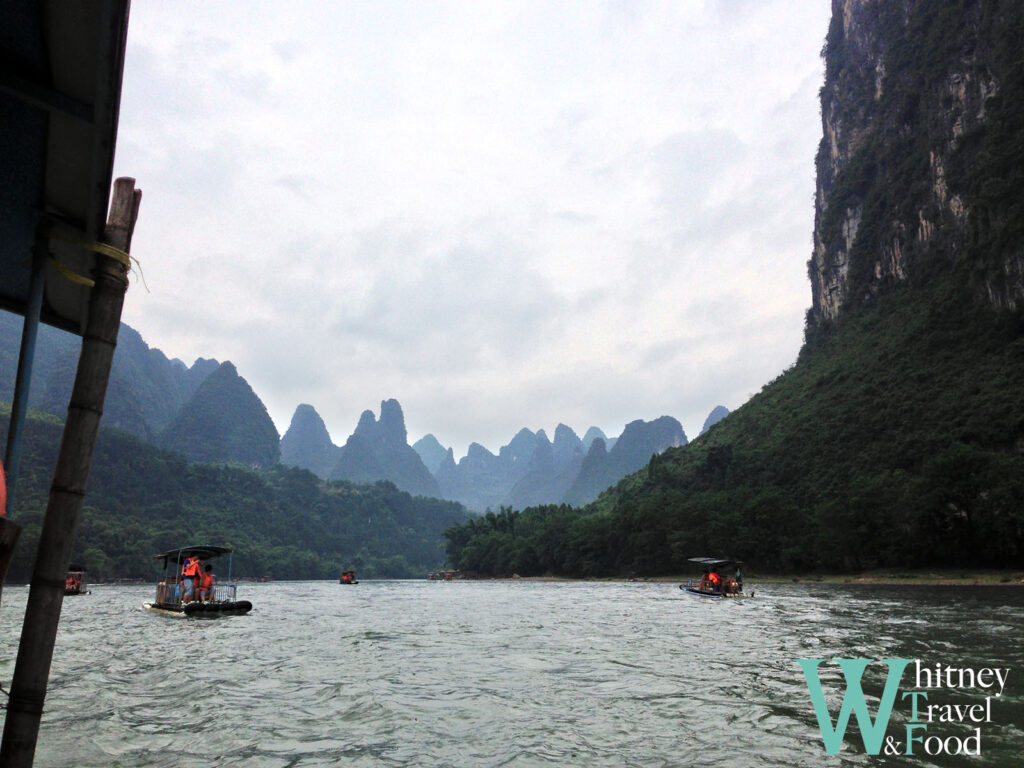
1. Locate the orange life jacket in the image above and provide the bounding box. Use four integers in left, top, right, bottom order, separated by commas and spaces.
182, 557, 201, 577
199, 572, 214, 590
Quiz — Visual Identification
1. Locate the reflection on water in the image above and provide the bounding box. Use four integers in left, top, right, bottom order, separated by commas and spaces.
0, 581, 1021, 767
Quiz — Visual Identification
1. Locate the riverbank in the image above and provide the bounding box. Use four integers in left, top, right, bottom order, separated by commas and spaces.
500, 569, 1024, 585
748, 569, 1024, 585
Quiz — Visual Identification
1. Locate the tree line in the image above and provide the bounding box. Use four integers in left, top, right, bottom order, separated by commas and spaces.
1, 413, 470, 582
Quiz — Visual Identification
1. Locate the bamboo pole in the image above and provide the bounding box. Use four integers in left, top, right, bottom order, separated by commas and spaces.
0, 178, 140, 768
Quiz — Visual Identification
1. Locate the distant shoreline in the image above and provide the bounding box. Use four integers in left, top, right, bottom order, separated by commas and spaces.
749, 571, 1024, 586
496, 570, 1024, 586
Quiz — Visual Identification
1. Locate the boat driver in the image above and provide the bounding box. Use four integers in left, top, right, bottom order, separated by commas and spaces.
181, 555, 202, 602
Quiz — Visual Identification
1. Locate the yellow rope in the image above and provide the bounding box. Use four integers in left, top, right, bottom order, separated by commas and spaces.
45, 230, 148, 291
47, 256, 96, 287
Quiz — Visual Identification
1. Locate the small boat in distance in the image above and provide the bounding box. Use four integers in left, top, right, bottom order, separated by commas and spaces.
64, 564, 90, 595
339, 569, 358, 584
680, 557, 754, 598
428, 569, 459, 580
144, 545, 252, 617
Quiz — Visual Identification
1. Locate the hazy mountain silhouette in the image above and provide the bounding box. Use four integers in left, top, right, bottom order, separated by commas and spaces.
329, 399, 441, 498
281, 403, 342, 477
160, 361, 280, 468
699, 405, 730, 435
562, 416, 687, 506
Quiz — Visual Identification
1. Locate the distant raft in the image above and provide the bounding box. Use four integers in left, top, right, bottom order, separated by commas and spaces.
428, 569, 459, 580
680, 556, 754, 598
64, 564, 90, 596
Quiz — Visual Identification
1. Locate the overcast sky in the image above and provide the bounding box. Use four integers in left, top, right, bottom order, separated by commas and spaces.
111, 1, 832, 459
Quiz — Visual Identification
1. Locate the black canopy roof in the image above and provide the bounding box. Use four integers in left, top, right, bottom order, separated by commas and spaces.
153, 545, 233, 566
688, 557, 742, 568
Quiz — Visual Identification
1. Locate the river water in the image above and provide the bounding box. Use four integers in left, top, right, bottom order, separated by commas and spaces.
0, 580, 1021, 767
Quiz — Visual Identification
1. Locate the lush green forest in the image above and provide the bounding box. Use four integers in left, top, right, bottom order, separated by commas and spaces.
444, 285, 1024, 577
1, 412, 470, 582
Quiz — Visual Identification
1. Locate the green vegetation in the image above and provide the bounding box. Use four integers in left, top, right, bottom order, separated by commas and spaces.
2, 415, 470, 582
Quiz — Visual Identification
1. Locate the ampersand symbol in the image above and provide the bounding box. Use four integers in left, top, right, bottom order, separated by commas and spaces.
884, 736, 902, 756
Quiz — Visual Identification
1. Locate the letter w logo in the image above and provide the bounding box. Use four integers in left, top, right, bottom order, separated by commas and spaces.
797, 658, 911, 755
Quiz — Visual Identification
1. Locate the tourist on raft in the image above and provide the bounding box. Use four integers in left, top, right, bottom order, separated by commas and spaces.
181, 555, 202, 602
698, 568, 710, 590
197, 563, 215, 602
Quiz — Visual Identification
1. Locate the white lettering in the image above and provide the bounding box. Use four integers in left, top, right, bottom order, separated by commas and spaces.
993, 668, 1009, 697
911, 662, 1010, 696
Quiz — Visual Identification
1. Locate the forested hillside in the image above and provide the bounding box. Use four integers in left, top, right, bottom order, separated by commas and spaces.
444, 0, 1024, 577
446, 289, 1023, 576
1, 412, 470, 581
0, 313, 218, 443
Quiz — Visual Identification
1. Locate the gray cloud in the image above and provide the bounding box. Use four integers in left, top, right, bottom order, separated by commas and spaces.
113, 1, 831, 458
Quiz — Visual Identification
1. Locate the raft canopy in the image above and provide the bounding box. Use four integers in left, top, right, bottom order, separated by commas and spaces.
688, 557, 741, 569
154, 545, 233, 567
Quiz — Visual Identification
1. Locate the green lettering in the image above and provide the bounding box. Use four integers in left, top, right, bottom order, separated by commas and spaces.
798, 658, 912, 755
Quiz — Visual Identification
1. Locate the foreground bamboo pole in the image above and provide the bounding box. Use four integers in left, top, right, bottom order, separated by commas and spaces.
0, 178, 140, 768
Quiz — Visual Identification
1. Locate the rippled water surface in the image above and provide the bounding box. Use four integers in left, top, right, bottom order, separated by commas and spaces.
1, 580, 1022, 767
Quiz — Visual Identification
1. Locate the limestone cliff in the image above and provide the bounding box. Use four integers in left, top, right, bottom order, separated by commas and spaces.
281, 403, 341, 478
329, 399, 441, 498
809, 0, 1024, 327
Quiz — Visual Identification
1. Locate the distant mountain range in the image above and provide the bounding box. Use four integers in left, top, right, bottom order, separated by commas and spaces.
286, 400, 700, 511
0, 311, 727, 510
